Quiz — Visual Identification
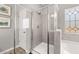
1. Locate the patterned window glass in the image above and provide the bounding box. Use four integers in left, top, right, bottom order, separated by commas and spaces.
65, 6, 79, 32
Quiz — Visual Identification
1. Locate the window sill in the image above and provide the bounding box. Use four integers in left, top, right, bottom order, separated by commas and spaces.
64, 32, 79, 35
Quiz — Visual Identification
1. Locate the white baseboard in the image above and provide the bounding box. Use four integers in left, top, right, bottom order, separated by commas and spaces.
0, 45, 20, 54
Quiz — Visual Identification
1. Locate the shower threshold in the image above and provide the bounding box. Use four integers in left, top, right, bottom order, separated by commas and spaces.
32, 42, 54, 54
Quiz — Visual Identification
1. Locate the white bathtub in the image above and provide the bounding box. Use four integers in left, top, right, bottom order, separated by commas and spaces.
61, 40, 79, 54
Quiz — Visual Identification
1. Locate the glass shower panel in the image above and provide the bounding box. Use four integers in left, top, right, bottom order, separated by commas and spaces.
32, 7, 48, 54
15, 5, 31, 54
48, 5, 54, 54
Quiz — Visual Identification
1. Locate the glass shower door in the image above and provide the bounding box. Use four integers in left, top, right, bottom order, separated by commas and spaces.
31, 7, 48, 54
48, 5, 60, 54
14, 5, 31, 54
48, 5, 55, 54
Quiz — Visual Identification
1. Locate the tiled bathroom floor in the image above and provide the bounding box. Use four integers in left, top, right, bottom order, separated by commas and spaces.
33, 42, 54, 54
61, 40, 79, 54
5, 47, 26, 54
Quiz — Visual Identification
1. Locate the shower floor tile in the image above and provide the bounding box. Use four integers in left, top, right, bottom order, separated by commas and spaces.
33, 42, 54, 54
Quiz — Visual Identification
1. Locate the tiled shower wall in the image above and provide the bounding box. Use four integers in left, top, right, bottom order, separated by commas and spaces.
32, 11, 42, 48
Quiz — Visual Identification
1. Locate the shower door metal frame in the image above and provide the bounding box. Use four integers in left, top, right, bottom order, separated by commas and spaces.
47, 6, 49, 54
14, 4, 16, 54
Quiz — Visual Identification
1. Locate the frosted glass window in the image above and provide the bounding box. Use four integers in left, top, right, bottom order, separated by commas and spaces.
71, 14, 75, 21
23, 18, 29, 28
71, 21, 75, 27
76, 13, 79, 20
65, 21, 69, 28
65, 14, 70, 21
65, 6, 79, 32
76, 21, 79, 28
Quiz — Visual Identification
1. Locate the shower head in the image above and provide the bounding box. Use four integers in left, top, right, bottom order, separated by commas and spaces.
37, 11, 41, 15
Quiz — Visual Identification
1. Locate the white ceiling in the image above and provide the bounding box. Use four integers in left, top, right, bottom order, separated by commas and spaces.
19, 4, 48, 11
